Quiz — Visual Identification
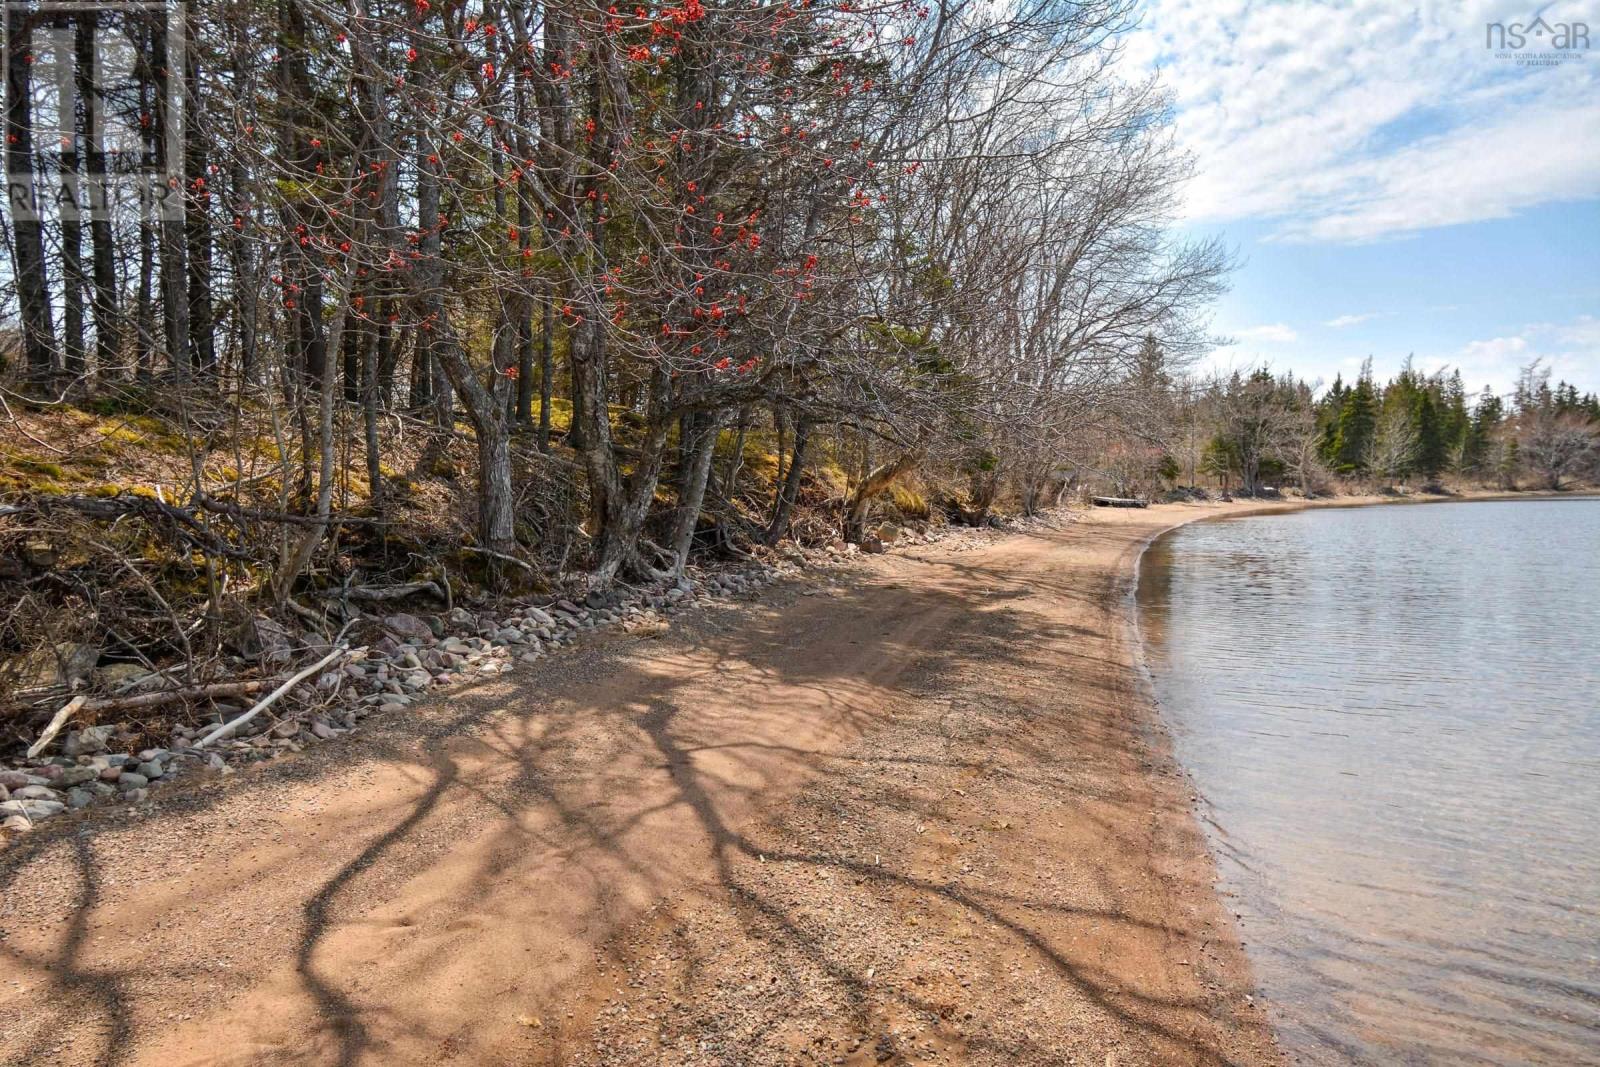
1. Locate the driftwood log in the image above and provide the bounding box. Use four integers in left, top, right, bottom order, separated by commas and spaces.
1092, 496, 1148, 508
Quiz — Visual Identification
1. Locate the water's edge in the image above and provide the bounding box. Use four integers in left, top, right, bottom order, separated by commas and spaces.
1124, 490, 1600, 1062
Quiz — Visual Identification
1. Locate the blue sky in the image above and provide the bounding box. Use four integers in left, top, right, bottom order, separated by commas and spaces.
1124, 0, 1600, 394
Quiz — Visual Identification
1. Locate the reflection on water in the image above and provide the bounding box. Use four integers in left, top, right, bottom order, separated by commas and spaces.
1138, 499, 1600, 1065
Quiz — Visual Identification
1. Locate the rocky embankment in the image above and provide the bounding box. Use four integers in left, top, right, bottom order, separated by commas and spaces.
0, 523, 953, 839
0, 561, 800, 835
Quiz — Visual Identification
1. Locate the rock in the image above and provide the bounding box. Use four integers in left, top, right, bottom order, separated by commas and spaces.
98, 768, 122, 783
234, 614, 296, 665
0, 784, 7, 802
861, 535, 886, 554
58, 766, 98, 787
378, 702, 408, 714
13, 784, 62, 801
315, 671, 342, 691
123, 788, 148, 803
117, 772, 150, 790
8, 641, 99, 689
137, 748, 170, 763
67, 787, 94, 809
3, 815, 33, 833
1, 798, 65, 820
136, 761, 165, 780
93, 662, 155, 692
876, 523, 902, 543
63, 724, 117, 757
381, 612, 435, 642
0, 770, 48, 789
310, 721, 337, 740
525, 607, 555, 627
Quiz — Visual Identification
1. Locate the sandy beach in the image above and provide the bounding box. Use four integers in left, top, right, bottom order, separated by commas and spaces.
4, 495, 1490, 1066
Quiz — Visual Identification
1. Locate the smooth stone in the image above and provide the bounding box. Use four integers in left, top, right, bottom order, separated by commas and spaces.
1, 799, 65, 819
67, 787, 94, 809
63, 724, 116, 757
117, 772, 150, 790
0, 770, 47, 789
136, 761, 165, 780
13, 784, 62, 801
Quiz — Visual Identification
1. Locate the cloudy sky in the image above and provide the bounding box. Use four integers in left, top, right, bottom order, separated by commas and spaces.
1124, 0, 1599, 394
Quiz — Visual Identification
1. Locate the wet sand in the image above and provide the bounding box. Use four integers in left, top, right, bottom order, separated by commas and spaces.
0, 498, 1385, 1065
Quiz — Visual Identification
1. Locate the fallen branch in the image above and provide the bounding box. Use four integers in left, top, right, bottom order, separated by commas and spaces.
193, 646, 348, 749
83, 680, 266, 714
320, 580, 447, 602
25, 695, 88, 758
458, 546, 536, 574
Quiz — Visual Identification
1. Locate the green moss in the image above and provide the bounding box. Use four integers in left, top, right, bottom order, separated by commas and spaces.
890, 484, 931, 519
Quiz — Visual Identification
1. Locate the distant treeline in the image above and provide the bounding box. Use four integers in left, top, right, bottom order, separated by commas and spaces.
1118, 357, 1600, 498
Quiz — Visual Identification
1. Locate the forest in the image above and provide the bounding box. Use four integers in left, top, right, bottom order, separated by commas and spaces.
0, 0, 1596, 738
1158, 358, 1600, 501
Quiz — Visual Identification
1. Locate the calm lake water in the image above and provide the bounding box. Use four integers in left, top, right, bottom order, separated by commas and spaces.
1137, 499, 1600, 1065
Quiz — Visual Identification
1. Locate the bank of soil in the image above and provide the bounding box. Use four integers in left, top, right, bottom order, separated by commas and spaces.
0, 504, 1283, 1066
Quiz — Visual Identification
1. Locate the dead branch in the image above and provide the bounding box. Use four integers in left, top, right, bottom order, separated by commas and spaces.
25, 695, 88, 758
320, 580, 448, 602
193, 646, 348, 749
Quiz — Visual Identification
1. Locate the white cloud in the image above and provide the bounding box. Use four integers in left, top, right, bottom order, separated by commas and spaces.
1324, 313, 1377, 328
1434, 316, 1599, 393
1130, 1, 1600, 242
1235, 323, 1299, 343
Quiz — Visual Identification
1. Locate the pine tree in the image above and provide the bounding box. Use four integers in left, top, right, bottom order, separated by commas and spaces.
1412, 387, 1446, 479
1330, 360, 1378, 472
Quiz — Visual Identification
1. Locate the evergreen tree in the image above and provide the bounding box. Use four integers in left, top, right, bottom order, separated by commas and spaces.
1460, 389, 1502, 476
1440, 370, 1469, 469
1330, 359, 1378, 472
1317, 374, 1347, 463
1412, 386, 1446, 479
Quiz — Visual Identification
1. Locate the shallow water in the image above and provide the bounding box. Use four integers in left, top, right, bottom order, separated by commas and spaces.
1137, 499, 1600, 1065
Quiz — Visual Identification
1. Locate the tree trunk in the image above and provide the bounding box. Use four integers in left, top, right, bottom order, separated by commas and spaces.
766, 416, 811, 544
845, 450, 920, 542
80, 14, 120, 376
184, 18, 215, 375
538, 287, 554, 452
153, 22, 188, 378
5, 15, 59, 385
670, 410, 724, 573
